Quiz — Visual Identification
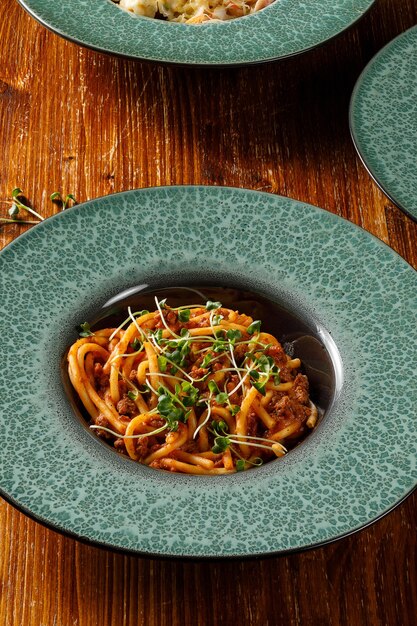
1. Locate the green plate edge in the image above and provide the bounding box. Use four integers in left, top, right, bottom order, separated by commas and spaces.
17, 0, 375, 66
350, 24, 417, 222
0, 186, 416, 558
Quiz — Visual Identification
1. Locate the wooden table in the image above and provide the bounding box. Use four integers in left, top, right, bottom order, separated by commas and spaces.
1, 1, 416, 624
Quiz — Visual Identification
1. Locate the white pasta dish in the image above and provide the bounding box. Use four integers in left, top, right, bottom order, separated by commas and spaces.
111, 0, 274, 23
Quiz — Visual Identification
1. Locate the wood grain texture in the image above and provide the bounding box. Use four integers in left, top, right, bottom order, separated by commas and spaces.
1, 0, 416, 624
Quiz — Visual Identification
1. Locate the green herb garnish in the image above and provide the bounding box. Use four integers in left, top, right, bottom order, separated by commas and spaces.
212, 436, 231, 454
247, 320, 261, 335
212, 420, 228, 435
178, 309, 190, 322
1, 187, 76, 227
181, 381, 199, 406
79, 322, 93, 337
157, 393, 185, 431
215, 392, 229, 404
208, 380, 220, 394
50, 191, 77, 210
202, 354, 212, 368
226, 329, 242, 343
131, 338, 142, 351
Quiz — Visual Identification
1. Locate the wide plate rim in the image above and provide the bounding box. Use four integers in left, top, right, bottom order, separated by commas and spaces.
16, 0, 376, 66
349, 24, 417, 223
1, 185, 416, 558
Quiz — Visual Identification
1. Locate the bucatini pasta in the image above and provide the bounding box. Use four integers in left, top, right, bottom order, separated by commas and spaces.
111, 0, 274, 23
67, 297, 318, 474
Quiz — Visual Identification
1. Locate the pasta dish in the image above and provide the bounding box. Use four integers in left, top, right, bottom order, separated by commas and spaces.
111, 0, 274, 23
67, 297, 318, 474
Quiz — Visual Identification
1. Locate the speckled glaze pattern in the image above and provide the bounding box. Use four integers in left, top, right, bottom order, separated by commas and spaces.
1, 187, 416, 558
350, 25, 417, 221
17, 0, 375, 65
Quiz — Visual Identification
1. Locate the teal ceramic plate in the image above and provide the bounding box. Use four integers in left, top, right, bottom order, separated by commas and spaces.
1, 186, 416, 558
17, 0, 375, 66
350, 25, 417, 222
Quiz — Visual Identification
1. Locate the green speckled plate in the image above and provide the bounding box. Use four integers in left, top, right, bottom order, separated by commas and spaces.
1, 186, 416, 558
350, 25, 417, 222
17, 0, 375, 66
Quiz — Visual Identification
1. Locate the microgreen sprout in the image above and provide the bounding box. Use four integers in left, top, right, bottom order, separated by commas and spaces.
207, 380, 220, 394
1, 187, 76, 228
226, 369, 251, 398
210, 426, 286, 458
227, 333, 242, 382
211, 435, 230, 453
201, 353, 213, 368
10, 188, 44, 221
8, 204, 19, 218
155, 296, 180, 339
245, 353, 280, 395
110, 339, 145, 363
149, 329, 164, 353
211, 382, 240, 414
215, 392, 229, 404
171, 304, 204, 311
155, 372, 186, 385
206, 300, 222, 311
156, 353, 195, 382
208, 309, 223, 339
157, 399, 184, 431
180, 381, 199, 407
233, 456, 263, 470
78, 322, 93, 337
209, 419, 286, 457
131, 338, 142, 351
108, 310, 150, 342
193, 393, 214, 439
228, 432, 286, 448
163, 340, 190, 368
90, 423, 167, 439
108, 315, 132, 342
0, 216, 39, 225
128, 306, 147, 342
155, 382, 197, 432
50, 191, 76, 210
226, 329, 242, 343
212, 420, 229, 435
247, 320, 261, 335
212, 339, 228, 353
178, 309, 190, 323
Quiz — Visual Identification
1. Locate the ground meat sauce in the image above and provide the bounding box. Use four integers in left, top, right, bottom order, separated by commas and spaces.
116, 395, 137, 416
